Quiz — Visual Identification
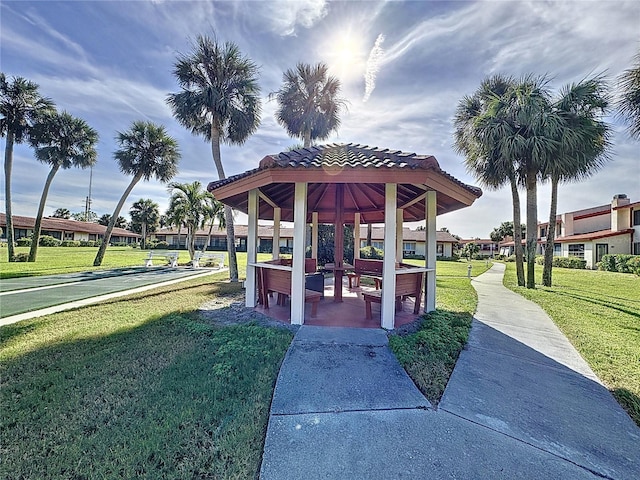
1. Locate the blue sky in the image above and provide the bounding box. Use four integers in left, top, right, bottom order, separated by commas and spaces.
2, 0, 639, 238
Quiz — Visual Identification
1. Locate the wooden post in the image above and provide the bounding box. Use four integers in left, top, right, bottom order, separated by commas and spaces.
246, 189, 258, 308
396, 208, 404, 262
353, 212, 361, 259
425, 190, 436, 312
272, 207, 281, 260
311, 211, 318, 260
334, 184, 345, 302
291, 183, 307, 324
382, 183, 397, 329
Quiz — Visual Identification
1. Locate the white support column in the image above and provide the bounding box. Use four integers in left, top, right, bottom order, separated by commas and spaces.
382, 183, 397, 330
311, 211, 318, 260
396, 208, 404, 262
245, 189, 259, 308
272, 207, 281, 260
291, 182, 308, 325
353, 212, 361, 259
425, 190, 437, 312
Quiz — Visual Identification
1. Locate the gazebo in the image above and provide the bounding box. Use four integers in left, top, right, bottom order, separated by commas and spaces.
208, 143, 482, 329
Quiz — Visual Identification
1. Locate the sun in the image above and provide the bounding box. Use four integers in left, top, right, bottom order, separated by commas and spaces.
323, 31, 367, 82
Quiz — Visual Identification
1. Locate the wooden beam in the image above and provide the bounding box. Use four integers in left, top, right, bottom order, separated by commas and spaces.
382, 183, 397, 329
245, 189, 258, 308
291, 183, 307, 324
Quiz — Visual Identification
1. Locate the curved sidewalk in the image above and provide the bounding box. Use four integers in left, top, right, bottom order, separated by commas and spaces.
259, 263, 639, 480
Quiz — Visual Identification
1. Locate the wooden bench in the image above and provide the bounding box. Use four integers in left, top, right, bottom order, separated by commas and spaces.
347, 258, 384, 289
143, 251, 179, 267
256, 265, 322, 317
192, 251, 225, 269
362, 270, 424, 319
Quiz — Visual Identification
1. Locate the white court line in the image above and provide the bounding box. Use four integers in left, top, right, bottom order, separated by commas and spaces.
0, 268, 226, 327
0, 281, 84, 296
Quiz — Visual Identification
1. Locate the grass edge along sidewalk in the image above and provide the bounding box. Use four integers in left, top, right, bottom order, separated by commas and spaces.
503, 262, 640, 427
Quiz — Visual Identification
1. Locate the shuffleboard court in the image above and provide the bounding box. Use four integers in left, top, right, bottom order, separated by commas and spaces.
0, 267, 220, 319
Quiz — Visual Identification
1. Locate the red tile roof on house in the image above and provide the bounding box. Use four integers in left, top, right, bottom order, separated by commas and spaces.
0, 213, 138, 238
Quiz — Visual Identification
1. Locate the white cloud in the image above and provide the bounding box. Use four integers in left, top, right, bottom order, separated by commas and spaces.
249, 0, 328, 36
363, 34, 385, 102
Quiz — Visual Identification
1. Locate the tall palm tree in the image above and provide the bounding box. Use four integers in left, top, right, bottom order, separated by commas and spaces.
130, 198, 160, 250
98, 214, 127, 228
617, 50, 640, 140
27, 111, 98, 261
454, 75, 526, 286
167, 181, 210, 260
0, 73, 55, 261
93, 121, 179, 266
201, 194, 225, 252
541, 77, 611, 286
271, 62, 346, 148
167, 34, 261, 282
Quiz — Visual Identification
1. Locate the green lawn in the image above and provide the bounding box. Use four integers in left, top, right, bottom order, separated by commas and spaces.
503, 263, 640, 426
389, 259, 490, 404
0, 274, 292, 479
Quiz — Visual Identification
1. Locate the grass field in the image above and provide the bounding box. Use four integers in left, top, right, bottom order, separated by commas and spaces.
1, 274, 292, 479
389, 260, 490, 404
503, 263, 640, 426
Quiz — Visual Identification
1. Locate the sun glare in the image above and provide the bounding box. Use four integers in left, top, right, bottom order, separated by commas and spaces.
324, 32, 366, 82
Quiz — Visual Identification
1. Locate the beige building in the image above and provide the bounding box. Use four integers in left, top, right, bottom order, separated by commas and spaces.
537, 194, 639, 269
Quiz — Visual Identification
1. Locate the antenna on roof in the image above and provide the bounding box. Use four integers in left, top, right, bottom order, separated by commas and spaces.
84, 166, 93, 221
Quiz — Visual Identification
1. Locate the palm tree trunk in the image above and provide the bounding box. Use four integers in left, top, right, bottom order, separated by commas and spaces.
94, 172, 143, 266
366, 223, 372, 247
141, 222, 147, 250
303, 130, 311, 148
543, 175, 559, 287
525, 169, 538, 289
187, 224, 195, 260
210, 124, 239, 281
204, 221, 214, 252
29, 164, 60, 262
509, 177, 525, 286
4, 131, 16, 261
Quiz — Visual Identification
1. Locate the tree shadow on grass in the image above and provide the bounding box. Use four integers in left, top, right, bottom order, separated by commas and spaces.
612, 387, 640, 427
0, 310, 291, 480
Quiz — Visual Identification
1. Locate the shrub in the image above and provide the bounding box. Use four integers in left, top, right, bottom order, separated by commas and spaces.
535, 255, 545, 265
438, 256, 460, 262
493, 254, 506, 261
16, 237, 32, 247
552, 257, 586, 269
39, 235, 60, 247
360, 246, 383, 259
60, 240, 80, 247
79, 240, 99, 247
13, 253, 29, 262
505, 255, 516, 262
599, 254, 640, 275
153, 241, 169, 249
403, 253, 425, 260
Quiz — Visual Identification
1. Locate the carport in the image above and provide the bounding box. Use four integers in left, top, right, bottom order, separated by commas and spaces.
207, 143, 482, 329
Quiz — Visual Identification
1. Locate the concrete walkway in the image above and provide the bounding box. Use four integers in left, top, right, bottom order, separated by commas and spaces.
260, 263, 639, 479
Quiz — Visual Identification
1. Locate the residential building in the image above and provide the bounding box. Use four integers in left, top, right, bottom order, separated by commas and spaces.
537, 194, 639, 268
0, 214, 139, 244
458, 238, 498, 258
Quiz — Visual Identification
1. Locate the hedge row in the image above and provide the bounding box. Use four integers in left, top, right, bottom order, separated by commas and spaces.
598, 254, 640, 275
535, 255, 587, 269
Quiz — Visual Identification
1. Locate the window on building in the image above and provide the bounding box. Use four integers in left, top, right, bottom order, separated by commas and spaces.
437, 243, 444, 255
403, 242, 416, 255
633, 209, 640, 226
596, 243, 608, 263
633, 242, 640, 255
372, 241, 384, 250
568, 244, 584, 259
64, 232, 74, 240
554, 243, 561, 255
540, 227, 547, 238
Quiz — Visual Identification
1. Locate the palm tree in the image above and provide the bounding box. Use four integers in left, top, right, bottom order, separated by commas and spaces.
130, 198, 160, 249
98, 214, 127, 228
454, 75, 526, 286
27, 111, 98, 261
0, 73, 55, 261
167, 181, 210, 260
617, 50, 640, 140
52, 208, 71, 219
167, 33, 261, 282
201, 194, 225, 252
165, 199, 186, 250
271, 62, 346, 148
541, 77, 611, 286
93, 121, 179, 266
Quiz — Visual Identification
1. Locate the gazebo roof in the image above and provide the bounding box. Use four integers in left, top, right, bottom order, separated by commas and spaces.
208, 143, 482, 223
